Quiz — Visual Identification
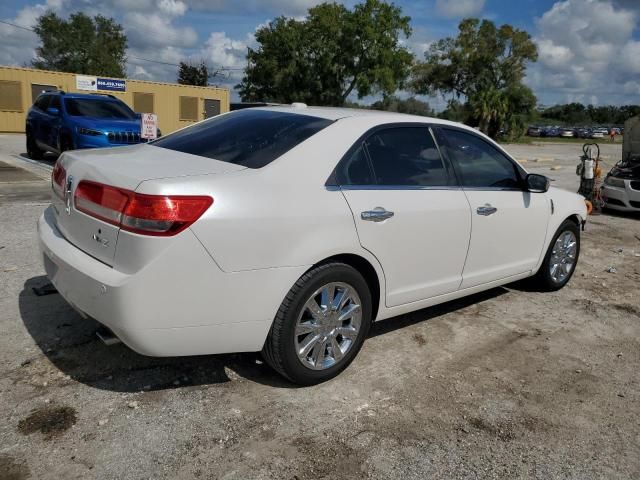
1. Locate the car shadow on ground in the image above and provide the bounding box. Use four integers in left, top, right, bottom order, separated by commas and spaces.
598, 208, 640, 220
18, 152, 58, 167
369, 287, 508, 338
20, 276, 507, 392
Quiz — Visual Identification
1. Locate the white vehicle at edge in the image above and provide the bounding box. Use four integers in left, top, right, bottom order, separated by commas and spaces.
38, 106, 588, 384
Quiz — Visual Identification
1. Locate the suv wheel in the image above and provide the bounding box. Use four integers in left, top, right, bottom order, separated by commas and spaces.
26, 131, 44, 160
262, 263, 372, 385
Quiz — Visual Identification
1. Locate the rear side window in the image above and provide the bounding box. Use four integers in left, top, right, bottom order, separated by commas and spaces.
365, 127, 449, 186
440, 128, 521, 189
336, 145, 373, 185
152, 109, 333, 168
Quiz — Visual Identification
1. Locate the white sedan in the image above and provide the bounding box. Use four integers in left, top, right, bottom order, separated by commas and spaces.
38, 106, 587, 384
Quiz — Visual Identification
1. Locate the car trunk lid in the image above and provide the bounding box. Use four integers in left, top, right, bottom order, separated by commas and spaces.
51, 144, 245, 266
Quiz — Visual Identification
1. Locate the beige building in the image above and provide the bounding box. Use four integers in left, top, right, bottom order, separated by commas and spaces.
0, 65, 230, 134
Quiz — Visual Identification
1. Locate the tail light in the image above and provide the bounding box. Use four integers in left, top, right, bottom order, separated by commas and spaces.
52, 162, 66, 199
74, 181, 213, 236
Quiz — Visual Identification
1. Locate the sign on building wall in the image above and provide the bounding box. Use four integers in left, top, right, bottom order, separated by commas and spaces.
75, 75, 126, 92
141, 113, 158, 140
76, 75, 97, 91
97, 78, 126, 92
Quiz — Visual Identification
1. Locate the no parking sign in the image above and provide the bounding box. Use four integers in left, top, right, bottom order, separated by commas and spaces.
141, 113, 158, 140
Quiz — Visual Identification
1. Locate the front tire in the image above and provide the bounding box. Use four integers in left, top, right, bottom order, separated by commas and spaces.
262, 262, 372, 385
533, 219, 580, 291
26, 132, 44, 160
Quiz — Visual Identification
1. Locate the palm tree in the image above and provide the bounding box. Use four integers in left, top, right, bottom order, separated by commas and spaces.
470, 87, 508, 137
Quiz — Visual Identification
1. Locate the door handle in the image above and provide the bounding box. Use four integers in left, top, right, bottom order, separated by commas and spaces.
476, 204, 498, 216
361, 207, 394, 222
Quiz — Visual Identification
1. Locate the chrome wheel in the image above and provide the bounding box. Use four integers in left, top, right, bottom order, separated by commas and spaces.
549, 230, 577, 284
294, 282, 362, 371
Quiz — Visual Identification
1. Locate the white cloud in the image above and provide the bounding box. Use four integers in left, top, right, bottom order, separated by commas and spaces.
404, 25, 433, 57
158, 0, 188, 17
526, 0, 640, 105
201, 31, 249, 69
435, 0, 485, 18
0, 0, 59, 67
536, 39, 574, 70
0, 0, 195, 68
619, 40, 640, 74
124, 12, 198, 49
623, 81, 640, 95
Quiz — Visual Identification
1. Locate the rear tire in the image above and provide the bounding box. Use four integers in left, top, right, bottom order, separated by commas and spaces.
532, 219, 580, 291
26, 132, 44, 160
262, 262, 372, 385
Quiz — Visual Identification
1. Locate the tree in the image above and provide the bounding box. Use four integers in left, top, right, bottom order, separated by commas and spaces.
32, 11, 127, 77
540, 103, 640, 125
177, 61, 209, 86
412, 18, 537, 138
237, 0, 413, 106
438, 99, 471, 123
371, 95, 434, 116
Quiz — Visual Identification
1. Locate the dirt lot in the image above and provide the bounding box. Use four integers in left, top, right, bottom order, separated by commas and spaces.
1, 135, 639, 479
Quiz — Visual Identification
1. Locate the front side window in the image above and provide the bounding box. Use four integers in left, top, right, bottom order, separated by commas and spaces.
49, 96, 61, 111
34, 95, 50, 111
440, 128, 521, 189
365, 127, 449, 186
64, 98, 136, 119
152, 109, 333, 168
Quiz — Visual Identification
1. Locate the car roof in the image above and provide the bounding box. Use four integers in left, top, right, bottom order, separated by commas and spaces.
255, 104, 468, 128
44, 91, 119, 101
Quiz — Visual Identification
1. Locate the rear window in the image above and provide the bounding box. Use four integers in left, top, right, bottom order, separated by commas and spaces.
65, 98, 136, 119
152, 109, 333, 168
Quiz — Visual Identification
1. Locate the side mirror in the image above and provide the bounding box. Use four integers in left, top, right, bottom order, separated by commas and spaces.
525, 173, 550, 193
46, 107, 60, 116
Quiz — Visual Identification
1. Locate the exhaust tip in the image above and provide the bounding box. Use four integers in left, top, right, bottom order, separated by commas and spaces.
96, 327, 121, 346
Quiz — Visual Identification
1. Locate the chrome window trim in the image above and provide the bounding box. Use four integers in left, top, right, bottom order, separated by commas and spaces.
335, 185, 519, 192
459, 186, 527, 192
328, 122, 458, 189
337, 185, 462, 191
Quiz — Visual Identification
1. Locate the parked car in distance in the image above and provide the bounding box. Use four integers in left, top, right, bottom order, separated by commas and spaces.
38, 106, 588, 384
575, 128, 590, 139
560, 128, 575, 138
543, 127, 560, 137
26, 91, 156, 159
590, 130, 605, 139
527, 126, 543, 137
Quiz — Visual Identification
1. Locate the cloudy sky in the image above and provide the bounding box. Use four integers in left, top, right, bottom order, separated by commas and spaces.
1, 0, 639, 107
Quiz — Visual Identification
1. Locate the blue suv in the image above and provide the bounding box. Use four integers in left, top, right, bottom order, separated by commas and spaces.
26, 91, 151, 159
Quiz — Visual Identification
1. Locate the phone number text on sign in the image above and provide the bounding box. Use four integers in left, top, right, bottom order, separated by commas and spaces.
96, 78, 126, 92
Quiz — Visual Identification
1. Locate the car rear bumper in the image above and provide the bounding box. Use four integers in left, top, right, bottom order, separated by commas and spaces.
38, 205, 306, 356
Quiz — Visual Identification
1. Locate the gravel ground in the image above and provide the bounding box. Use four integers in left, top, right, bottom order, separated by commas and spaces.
1, 135, 639, 480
